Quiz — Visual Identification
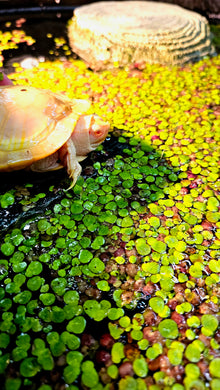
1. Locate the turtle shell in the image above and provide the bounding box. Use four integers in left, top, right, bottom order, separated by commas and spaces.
0, 85, 91, 171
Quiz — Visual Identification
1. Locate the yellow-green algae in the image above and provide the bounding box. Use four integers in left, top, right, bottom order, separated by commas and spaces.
10, 56, 220, 189
0, 36, 220, 390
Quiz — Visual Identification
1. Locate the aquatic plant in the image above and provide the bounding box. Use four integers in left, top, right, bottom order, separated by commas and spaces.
0, 26, 219, 390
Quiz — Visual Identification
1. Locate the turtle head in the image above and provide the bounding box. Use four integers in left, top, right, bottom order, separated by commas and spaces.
88, 114, 110, 146
71, 114, 110, 157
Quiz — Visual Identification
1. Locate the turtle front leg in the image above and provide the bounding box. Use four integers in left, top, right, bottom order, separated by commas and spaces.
59, 138, 82, 189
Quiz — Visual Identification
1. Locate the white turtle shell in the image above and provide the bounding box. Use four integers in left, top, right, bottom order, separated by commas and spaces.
0, 85, 90, 171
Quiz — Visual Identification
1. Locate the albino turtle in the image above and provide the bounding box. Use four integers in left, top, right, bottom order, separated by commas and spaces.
0, 85, 110, 187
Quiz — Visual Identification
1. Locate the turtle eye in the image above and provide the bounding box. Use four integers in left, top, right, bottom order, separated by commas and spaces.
90, 115, 108, 137
94, 129, 103, 137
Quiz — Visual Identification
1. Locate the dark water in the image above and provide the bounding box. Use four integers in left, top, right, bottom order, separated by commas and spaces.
0, 9, 75, 74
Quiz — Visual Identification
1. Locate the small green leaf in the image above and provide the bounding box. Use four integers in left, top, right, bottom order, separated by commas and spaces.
158, 319, 178, 339
1, 192, 15, 208
149, 297, 164, 314
210, 358, 220, 378
97, 280, 110, 291
111, 342, 125, 363
1, 243, 15, 256
135, 238, 151, 255
20, 357, 40, 377
148, 237, 166, 253
89, 258, 105, 273
81, 361, 99, 388
79, 249, 93, 264
67, 316, 86, 334
25, 261, 43, 277
133, 357, 148, 377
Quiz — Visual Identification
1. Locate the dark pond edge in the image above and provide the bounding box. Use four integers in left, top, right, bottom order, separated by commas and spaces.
0, 5, 76, 16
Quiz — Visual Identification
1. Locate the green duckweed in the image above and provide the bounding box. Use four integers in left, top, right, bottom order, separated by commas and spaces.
146, 343, 163, 360
158, 319, 179, 339
107, 364, 118, 379
0, 192, 15, 208
185, 340, 205, 363
201, 314, 219, 336
133, 357, 148, 377
111, 342, 125, 363
209, 358, 220, 379
119, 377, 147, 390
20, 357, 40, 377
0, 25, 219, 389
81, 361, 99, 388
168, 341, 185, 365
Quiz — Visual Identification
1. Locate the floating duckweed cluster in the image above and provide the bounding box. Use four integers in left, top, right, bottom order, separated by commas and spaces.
0, 26, 35, 66
0, 35, 220, 389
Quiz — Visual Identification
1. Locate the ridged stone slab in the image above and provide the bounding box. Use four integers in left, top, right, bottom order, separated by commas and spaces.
68, 1, 215, 70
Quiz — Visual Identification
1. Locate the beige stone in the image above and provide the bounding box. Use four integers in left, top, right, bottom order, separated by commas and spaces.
67, 1, 215, 70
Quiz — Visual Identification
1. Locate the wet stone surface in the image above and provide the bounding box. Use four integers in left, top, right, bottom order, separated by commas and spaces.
68, 1, 215, 69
